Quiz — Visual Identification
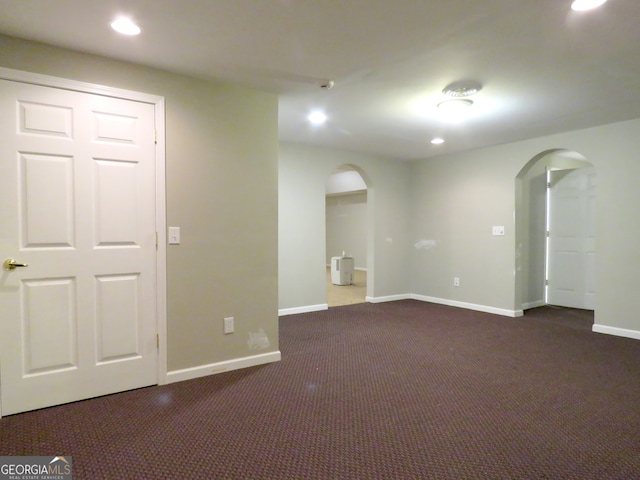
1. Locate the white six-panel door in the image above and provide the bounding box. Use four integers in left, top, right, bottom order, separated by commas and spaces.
546, 167, 596, 310
0, 79, 158, 415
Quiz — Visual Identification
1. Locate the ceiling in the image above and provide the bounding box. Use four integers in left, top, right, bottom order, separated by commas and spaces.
1, 0, 639, 160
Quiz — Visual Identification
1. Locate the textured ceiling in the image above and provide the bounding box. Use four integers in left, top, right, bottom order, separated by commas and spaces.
1, 0, 638, 160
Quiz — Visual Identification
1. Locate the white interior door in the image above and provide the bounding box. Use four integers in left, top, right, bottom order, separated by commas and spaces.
546, 167, 596, 309
0, 79, 158, 415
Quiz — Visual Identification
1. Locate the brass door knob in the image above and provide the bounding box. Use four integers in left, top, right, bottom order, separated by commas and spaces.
3, 259, 29, 271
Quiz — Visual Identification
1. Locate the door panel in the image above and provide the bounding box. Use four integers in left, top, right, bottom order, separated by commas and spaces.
22, 278, 77, 374
547, 167, 596, 309
94, 159, 139, 244
21, 153, 75, 247
0, 79, 158, 415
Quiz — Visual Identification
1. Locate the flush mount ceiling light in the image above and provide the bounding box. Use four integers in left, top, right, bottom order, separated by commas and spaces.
442, 80, 483, 98
571, 0, 607, 11
437, 99, 473, 111
430, 137, 445, 145
110, 17, 141, 35
437, 99, 473, 123
307, 111, 327, 125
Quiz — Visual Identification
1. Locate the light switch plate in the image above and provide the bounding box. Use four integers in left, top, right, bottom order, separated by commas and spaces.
492, 226, 505, 236
224, 316, 234, 334
168, 226, 181, 244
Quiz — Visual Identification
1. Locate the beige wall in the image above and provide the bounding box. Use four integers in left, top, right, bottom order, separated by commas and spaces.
410, 151, 516, 310
0, 35, 280, 372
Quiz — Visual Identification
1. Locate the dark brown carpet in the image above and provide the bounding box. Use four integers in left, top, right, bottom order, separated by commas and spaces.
2, 300, 639, 479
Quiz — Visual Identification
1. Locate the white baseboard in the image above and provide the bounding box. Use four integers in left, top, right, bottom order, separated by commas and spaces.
279, 304, 328, 316
281, 294, 524, 317
366, 294, 411, 303
592, 324, 640, 340
410, 294, 524, 317
166, 351, 281, 384
522, 300, 546, 310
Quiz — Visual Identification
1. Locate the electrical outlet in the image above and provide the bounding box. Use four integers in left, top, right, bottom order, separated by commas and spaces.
223, 316, 234, 334
454, 277, 460, 287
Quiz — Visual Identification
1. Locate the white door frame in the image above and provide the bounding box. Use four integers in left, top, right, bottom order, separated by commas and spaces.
0, 68, 168, 418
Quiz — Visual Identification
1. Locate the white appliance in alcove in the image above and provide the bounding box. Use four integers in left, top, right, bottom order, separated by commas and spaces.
331, 256, 354, 285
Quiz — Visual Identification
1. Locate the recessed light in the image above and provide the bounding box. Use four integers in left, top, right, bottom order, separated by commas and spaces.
571, 0, 607, 11
431, 138, 445, 145
307, 112, 327, 125
111, 17, 141, 36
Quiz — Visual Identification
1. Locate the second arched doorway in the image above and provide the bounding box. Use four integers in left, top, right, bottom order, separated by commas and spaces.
515, 149, 596, 312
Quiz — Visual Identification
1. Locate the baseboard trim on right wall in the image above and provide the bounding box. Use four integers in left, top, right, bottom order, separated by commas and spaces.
592, 324, 640, 340
410, 294, 524, 318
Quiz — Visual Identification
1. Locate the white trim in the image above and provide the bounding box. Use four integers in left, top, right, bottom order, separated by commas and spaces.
366, 294, 411, 303
592, 324, 640, 340
166, 351, 282, 384
522, 300, 546, 310
0, 68, 168, 387
279, 304, 328, 316
0, 67, 162, 104
282, 294, 525, 317
410, 294, 524, 317
154, 98, 168, 385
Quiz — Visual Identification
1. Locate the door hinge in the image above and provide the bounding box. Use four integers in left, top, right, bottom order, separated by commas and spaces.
157, 334, 160, 350
155, 231, 158, 248
546, 181, 551, 188
545, 279, 549, 286
154, 129, 158, 144
546, 230, 550, 237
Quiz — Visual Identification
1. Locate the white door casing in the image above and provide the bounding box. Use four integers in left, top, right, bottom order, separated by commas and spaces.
0, 72, 166, 416
546, 167, 596, 309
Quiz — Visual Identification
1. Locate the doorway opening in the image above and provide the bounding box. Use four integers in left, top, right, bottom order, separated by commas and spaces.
515, 149, 596, 312
325, 166, 369, 307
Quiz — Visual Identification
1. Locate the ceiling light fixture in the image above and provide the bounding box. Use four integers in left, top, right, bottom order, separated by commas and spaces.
110, 17, 141, 36
438, 99, 473, 111
571, 0, 607, 11
437, 99, 473, 123
431, 138, 445, 145
308, 111, 327, 125
442, 81, 483, 98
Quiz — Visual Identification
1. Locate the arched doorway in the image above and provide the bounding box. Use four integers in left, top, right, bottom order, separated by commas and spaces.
515, 149, 596, 311
325, 165, 370, 306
